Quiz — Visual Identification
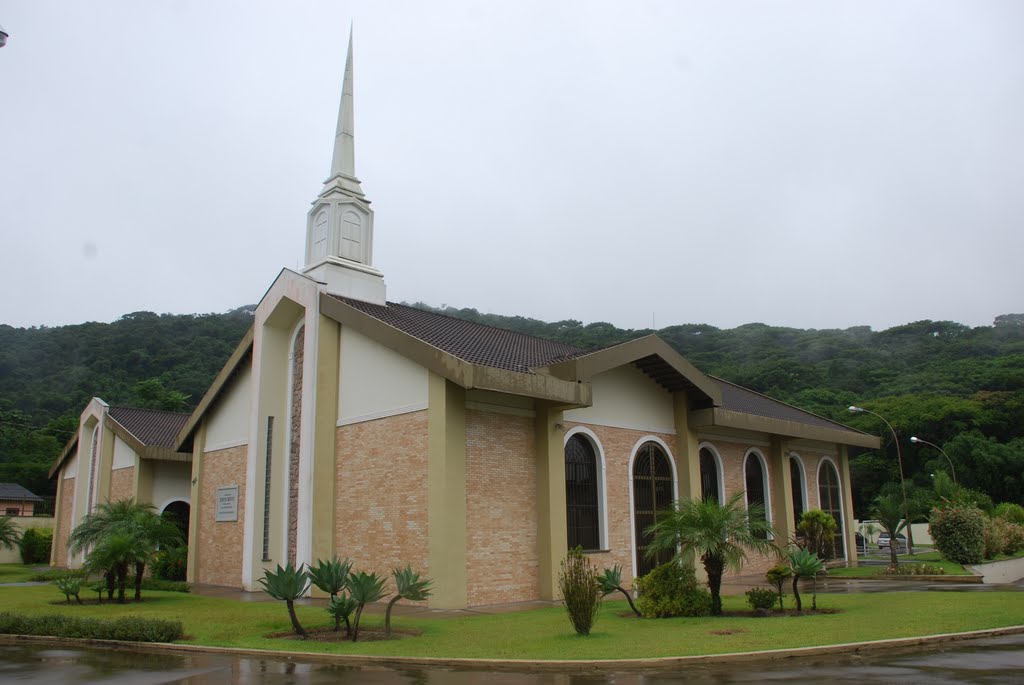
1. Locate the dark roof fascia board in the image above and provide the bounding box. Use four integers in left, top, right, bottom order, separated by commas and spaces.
689, 407, 882, 449
320, 293, 590, 406
541, 335, 721, 405
48, 435, 79, 479
175, 326, 255, 450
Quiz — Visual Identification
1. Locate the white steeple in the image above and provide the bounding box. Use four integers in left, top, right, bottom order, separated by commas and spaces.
302, 26, 386, 305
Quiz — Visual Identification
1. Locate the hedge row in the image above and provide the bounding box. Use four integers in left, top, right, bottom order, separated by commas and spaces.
0, 612, 183, 643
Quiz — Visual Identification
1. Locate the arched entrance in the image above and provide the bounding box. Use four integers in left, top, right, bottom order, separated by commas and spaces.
632, 441, 674, 578
818, 460, 845, 560
161, 500, 191, 542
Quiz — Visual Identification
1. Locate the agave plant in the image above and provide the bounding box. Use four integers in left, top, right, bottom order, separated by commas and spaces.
327, 592, 360, 636
347, 570, 387, 642
788, 547, 825, 611
55, 575, 83, 605
258, 562, 311, 639
308, 556, 353, 632
596, 564, 641, 617
384, 566, 432, 637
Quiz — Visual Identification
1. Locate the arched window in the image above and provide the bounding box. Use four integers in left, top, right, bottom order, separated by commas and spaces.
565, 434, 600, 551
744, 450, 770, 539
699, 446, 721, 503
632, 441, 674, 577
790, 455, 806, 525
818, 460, 845, 560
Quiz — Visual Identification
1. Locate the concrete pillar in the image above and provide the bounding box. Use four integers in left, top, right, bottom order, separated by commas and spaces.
186, 423, 205, 583
839, 446, 858, 562
769, 437, 795, 545
535, 402, 567, 601
310, 315, 340, 568
427, 373, 467, 608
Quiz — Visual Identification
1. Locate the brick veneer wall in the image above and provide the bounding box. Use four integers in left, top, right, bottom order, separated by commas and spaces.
465, 409, 539, 606
109, 466, 135, 503
564, 423, 678, 589
196, 445, 247, 587
54, 477, 75, 567
335, 410, 429, 578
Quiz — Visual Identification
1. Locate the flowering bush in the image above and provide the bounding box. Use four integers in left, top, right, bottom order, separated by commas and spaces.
151, 546, 187, 581
984, 517, 1024, 558
929, 504, 985, 565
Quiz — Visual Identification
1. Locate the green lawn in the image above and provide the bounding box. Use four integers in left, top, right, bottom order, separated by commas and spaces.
1, 583, 1021, 660
0, 563, 40, 583
828, 552, 970, 578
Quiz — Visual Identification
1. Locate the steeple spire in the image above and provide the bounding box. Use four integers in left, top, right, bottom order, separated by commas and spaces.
301, 24, 385, 305
324, 24, 364, 197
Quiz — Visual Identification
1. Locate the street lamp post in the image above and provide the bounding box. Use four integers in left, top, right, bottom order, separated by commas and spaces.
848, 405, 913, 554
910, 436, 957, 485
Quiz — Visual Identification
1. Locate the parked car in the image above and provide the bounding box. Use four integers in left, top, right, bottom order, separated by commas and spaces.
877, 532, 907, 551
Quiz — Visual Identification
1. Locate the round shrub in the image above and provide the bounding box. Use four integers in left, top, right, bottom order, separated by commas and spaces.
152, 546, 187, 581
929, 505, 985, 565
993, 503, 1024, 525
635, 562, 712, 618
19, 527, 52, 564
745, 587, 777, 611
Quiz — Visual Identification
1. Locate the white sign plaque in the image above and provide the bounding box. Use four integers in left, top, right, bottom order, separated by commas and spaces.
215, 485, 238, 522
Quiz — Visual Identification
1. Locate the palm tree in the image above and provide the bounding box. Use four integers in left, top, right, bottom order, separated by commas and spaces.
645, 491, 778, 615
0, 516, 20, 551
69, 499, 183, 601
872, 492, 908, 572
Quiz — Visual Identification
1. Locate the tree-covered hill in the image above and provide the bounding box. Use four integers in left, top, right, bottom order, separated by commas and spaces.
1, 305, 1021, 515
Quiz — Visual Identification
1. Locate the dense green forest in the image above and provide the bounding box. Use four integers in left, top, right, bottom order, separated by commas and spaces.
1, 305, 1022, 518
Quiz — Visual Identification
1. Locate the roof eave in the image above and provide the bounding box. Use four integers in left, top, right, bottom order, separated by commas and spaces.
175, 326, 255, 450
320, 293, 590, 406
691, 407, 882, 449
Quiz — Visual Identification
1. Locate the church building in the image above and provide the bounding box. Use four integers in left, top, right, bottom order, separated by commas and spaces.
49, 32, 879, 609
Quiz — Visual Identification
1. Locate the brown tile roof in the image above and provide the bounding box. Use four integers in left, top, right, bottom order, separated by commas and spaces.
108, 406, 190, 449
712, 377, 864, 434
332, 296, 588, 372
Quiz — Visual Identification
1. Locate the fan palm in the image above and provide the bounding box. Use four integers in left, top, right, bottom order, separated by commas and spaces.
872, 492, 908, 572
0, 516, 20, 551
645, 491, 778, 615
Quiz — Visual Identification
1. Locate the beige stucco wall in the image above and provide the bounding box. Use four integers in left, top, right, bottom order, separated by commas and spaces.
196, 445, 246, 587
205, 366, 252, 452
338, 326, 428, 426
63, 452, 78, 480
150, 461, 192, 511
564, 365, 676, 434
111, 435, 137, 470
335, 410, 429, 577
465, 408, 539, 606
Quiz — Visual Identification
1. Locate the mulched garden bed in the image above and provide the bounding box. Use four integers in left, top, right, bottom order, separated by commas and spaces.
267, 626, 421, 642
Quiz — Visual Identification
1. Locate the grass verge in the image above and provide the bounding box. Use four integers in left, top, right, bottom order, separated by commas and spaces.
0, 584, 1021, 660
828, 552, 969, 578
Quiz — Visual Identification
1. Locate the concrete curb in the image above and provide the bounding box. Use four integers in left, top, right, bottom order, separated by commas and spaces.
2, 625, 1023, 672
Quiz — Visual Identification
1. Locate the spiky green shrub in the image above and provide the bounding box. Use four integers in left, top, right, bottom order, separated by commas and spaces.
0, 612, 182, 642
257, 562, 311, 639
635, 562, 712, 618
745, 587, 777, 611
18, 527, 51, 564
90, 581, 107, 603
308, 556, 352, 631
385, 566, 432, 637
327, 593, 359, 636
788, 547, 824, 611
558, 548, 601, 635
765, 564, 791, 610
55, 576, 83, 605
597, 564, 640, 617
347, 570, 387, 642
930, 505, 985, 565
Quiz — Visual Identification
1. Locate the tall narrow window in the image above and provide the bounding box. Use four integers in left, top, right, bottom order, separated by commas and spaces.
699, 447, 720, 503
262, 416, 274, 562
818, 460, 845, 560
790, 456, 805, 525
565, 435, 599, 551
633, 441, 674, 578
744, 452, 769, 539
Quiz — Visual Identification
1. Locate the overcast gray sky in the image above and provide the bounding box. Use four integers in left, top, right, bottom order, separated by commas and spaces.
1, 1, 1021, 332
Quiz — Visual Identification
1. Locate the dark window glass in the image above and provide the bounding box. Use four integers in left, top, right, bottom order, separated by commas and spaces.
565, 435, 600, 551
633, 442, 674, 577
790, 457, 805, 525
818, 461, 845, 560
699, 448, 720, 503
745, 454, 768, 539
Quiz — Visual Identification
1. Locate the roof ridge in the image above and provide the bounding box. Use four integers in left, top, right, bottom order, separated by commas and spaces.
709, 375, 869, 435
